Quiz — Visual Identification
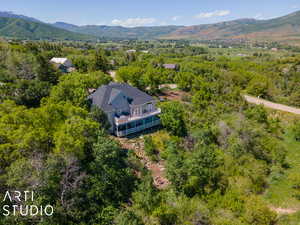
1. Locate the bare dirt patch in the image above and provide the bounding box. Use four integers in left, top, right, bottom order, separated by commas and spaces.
269, 206, 299, 215
116, 137, 170, 189
158, 90, 188, 102
108, 71, 116, 81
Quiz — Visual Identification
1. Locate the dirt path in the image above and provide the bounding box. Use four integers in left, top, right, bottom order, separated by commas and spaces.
244, 95, 300, 115
158, 90, 188, 102
159, 84, 178, 90
108, 71, 116, 81
269, 206, 299, 215
116, 137, 170, 189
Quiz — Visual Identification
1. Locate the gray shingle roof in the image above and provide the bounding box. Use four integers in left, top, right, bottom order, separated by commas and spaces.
88, 83, 154, 111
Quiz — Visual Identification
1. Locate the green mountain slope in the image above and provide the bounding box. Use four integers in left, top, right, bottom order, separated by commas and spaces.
52, 22, 182, 40
163, 11, 300, 43
2, 10, 300, 43
0, 11, 42, 23
0, 17, 95, 41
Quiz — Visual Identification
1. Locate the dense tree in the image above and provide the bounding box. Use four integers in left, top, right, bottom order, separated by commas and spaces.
48, 71, 112, 107
89, 49, 110, 72
0, 40, 298, 225
36, 54, 60, 84
159, 101, 187, 137
293, 121, 300, 141
142, 67, 163, 93
174, 71, 195, 91
117, 66, 145, 90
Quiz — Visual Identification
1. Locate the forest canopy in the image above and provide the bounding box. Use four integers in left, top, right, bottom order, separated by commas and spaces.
0, 40, 299, 225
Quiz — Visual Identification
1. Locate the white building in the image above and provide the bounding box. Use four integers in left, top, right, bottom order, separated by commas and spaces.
50, 58, 75, 73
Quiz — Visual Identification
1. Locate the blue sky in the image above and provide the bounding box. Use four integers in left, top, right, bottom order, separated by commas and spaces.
1, 0, 300, 27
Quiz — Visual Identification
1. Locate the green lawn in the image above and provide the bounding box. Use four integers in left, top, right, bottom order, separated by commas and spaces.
277, 211, 300, 225
263, 128, 300, 209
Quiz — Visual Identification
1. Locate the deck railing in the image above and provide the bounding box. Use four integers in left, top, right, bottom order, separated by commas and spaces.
116, 119, 160, 137
115, 108, 161, 125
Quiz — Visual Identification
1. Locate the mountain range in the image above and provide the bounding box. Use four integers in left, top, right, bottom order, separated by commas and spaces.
163, 11, 300, 44
0, 15, 94, 41
52, 22, 182, 40
1, 10, 300, 44
0, 11, 42, 23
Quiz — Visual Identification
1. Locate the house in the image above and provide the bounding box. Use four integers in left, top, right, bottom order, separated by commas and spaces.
105, 47, 120, 51
109, 59, 116, 66
162, 64, 179, 70
50, 57, 75, 73
237, 53, 248, 57
88, 82, 161, 137
126, 49, 136, 53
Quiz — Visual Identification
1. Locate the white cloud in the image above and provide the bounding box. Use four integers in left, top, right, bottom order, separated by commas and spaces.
253, 13, 272, 20
171, 16, 181, 21
254, 13, 264, 20
292, 5, 299, 9
159, 21, 168, 26
195, 10, 230, 19
111, 17, 156, 27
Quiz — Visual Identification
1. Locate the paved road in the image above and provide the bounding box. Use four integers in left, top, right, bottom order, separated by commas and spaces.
244, 95, 300, 115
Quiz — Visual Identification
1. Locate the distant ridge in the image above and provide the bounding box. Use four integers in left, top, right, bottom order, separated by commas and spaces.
162, 10, 300, 44
0, 16, 95, 41
52, 22, 182, 40
52, 10, 300, 44
0, 11, 42, 23
1, 10, 300, 44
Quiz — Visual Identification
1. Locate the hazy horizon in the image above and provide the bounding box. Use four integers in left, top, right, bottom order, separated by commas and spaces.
1, 0, 300, 27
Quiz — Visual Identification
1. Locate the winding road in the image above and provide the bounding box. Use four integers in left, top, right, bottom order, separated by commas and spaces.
244, 95, 300, 115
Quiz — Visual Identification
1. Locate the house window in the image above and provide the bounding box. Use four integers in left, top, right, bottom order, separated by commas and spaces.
147, 103, 153, 112
133, 108, 140, 116
142, 108, 148, 114
118, 124, 126, 131
136, 120, 143, 127
142, 103, 152, 114
127, 121, 136, 129
153, 115, 160, 121
145, 117, 152, 124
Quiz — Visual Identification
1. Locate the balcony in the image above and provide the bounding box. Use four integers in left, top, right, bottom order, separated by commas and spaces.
116, 119, 161, 137
115, 108, 161, 125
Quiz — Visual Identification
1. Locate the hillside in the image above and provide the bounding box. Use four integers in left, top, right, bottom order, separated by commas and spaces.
0, 17, 95, 41
163, 11, 300, 43
53, 10, 300, 43
0, 11, 42, 23
52, 22, 182, 40
2, 10, 300, 43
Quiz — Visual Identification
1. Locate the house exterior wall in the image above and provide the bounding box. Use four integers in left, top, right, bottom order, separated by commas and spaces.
63, 60, 73, 68
115, 115, 161, 137
106, 111, 115, 133
104, 101, 161, 137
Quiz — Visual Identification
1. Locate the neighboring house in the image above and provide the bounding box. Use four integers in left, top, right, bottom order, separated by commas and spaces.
88, 82, 161, 137
105, 47, 120, 51
109, 59, 116, 66
162, 64, 179, 70
126, 49, 136, 53
50, 57, 75, 73
237, 53, 248, 57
